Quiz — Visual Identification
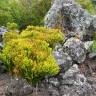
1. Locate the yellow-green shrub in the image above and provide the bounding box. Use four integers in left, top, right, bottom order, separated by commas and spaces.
0, 26, 64, 84
20, 26, 64, 46
3, 31, 19, 43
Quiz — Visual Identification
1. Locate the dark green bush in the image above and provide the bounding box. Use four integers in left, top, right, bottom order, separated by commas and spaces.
0, 0, 52, 29
0, 26, 64, 84
0, 0, 13, 26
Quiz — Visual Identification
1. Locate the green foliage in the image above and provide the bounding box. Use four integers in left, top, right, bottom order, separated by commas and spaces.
0, 26, 64, 84
76, 0, 96, 14
0, 0, 13, 26
0, 0, 51, 29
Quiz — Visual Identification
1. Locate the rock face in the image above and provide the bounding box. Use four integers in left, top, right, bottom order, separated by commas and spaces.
44, 0, 96, 40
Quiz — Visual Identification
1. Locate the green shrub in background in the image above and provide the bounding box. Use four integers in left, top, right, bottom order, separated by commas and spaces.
0, 0, 13, 26
76, 0, 96, 14
0, 0, 52, 29
0, 26, 64, 84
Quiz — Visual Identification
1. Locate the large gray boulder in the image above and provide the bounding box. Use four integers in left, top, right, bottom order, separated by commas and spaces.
63, 37, 86, 63
44, 0, 96, 40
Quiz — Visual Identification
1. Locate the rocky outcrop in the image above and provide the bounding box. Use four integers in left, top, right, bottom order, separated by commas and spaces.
44, 0, 96, 40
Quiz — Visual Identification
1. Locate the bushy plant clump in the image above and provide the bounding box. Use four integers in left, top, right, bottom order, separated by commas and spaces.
0, 26, 64, 84
20, 26, 64, 46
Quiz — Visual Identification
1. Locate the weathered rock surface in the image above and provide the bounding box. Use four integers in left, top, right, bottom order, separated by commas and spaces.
0, 74, 10, 96
63, 37, 86, 63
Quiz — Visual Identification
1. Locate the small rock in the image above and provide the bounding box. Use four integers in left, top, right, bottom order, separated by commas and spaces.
74, 74, 87, 86
88, 52, 96, 59
53, 51, 72, 72
49, 77, 60, 87
63, 37, 86, 63
60, 64, 80, 85
84, 41, 93, 51
58, 64, 93, 96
